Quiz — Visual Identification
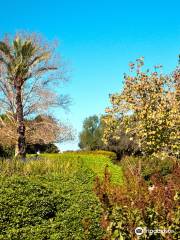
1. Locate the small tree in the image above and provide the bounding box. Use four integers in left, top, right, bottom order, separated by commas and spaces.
103, 57, 180, 157
0, 33, 70, 158
79, 115, 104, 150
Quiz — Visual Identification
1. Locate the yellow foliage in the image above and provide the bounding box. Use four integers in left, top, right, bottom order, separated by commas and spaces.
103, 58, 180, 157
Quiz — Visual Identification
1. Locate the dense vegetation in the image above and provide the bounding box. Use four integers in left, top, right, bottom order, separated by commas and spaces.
94, 153, 179, 239
0, 33, 179, 239
79, 57, 180, 160
102, 57, 180, 158
0, 152, 123, 239
77, 58, 179, 239
79, 115, 139, 158
79, 115, 104, 151
0, 34, 72, 158
0, 143, 59, 158
1, 151, 179, 239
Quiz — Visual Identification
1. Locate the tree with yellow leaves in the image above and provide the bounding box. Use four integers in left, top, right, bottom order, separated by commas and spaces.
103, 57, 180, 157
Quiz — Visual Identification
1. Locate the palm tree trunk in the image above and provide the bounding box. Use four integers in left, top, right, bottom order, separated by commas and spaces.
15, 85, 26, 159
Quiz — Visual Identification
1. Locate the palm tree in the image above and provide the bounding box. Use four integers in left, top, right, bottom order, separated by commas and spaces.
0, 35, 57, 158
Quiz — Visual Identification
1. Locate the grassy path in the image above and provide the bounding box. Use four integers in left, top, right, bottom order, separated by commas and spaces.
40, 152, 123, 184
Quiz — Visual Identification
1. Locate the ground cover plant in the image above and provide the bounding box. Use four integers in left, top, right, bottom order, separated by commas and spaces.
0, 32, 179, 240
0, 151, 123, 240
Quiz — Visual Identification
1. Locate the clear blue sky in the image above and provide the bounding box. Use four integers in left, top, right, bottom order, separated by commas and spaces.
1, 0, 180, 151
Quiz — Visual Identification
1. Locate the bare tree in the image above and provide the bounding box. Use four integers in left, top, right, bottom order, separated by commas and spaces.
0, 33, 71, 158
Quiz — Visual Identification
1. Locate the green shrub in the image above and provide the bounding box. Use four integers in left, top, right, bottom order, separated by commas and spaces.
120, 153, 176, 181
0, 145, 14, 158
0, 164, 104, 239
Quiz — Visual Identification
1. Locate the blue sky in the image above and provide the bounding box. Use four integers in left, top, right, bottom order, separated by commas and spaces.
1, 0, 180, 150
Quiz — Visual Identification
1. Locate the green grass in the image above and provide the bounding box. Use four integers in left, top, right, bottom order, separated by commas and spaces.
39, 152, 123, 184
0, 151, 123, 185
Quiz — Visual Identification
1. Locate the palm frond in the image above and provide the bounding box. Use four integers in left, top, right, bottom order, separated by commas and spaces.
35, 66, 57, 76
29, 51, 51, 67
13, 37, 22, 57
0, 41, 13, 60
22, 40, 36, 59
0, 56, 9, 66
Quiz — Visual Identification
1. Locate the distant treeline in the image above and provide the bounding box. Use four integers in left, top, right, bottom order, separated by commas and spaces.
0, 143, 59, 158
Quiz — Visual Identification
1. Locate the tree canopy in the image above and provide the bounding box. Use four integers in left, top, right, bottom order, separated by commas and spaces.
103, 57, 180, 157
79, 115, 104, 150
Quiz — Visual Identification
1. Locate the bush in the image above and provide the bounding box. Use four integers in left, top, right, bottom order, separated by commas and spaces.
0, 161, 104, 239
0, 145, 14, 158
120, 153, 176, 181
94, 162, 180, 239
26, 143, 59, 154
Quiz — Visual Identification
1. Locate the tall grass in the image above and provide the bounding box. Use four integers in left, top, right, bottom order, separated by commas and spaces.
0, 156, 80, 177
